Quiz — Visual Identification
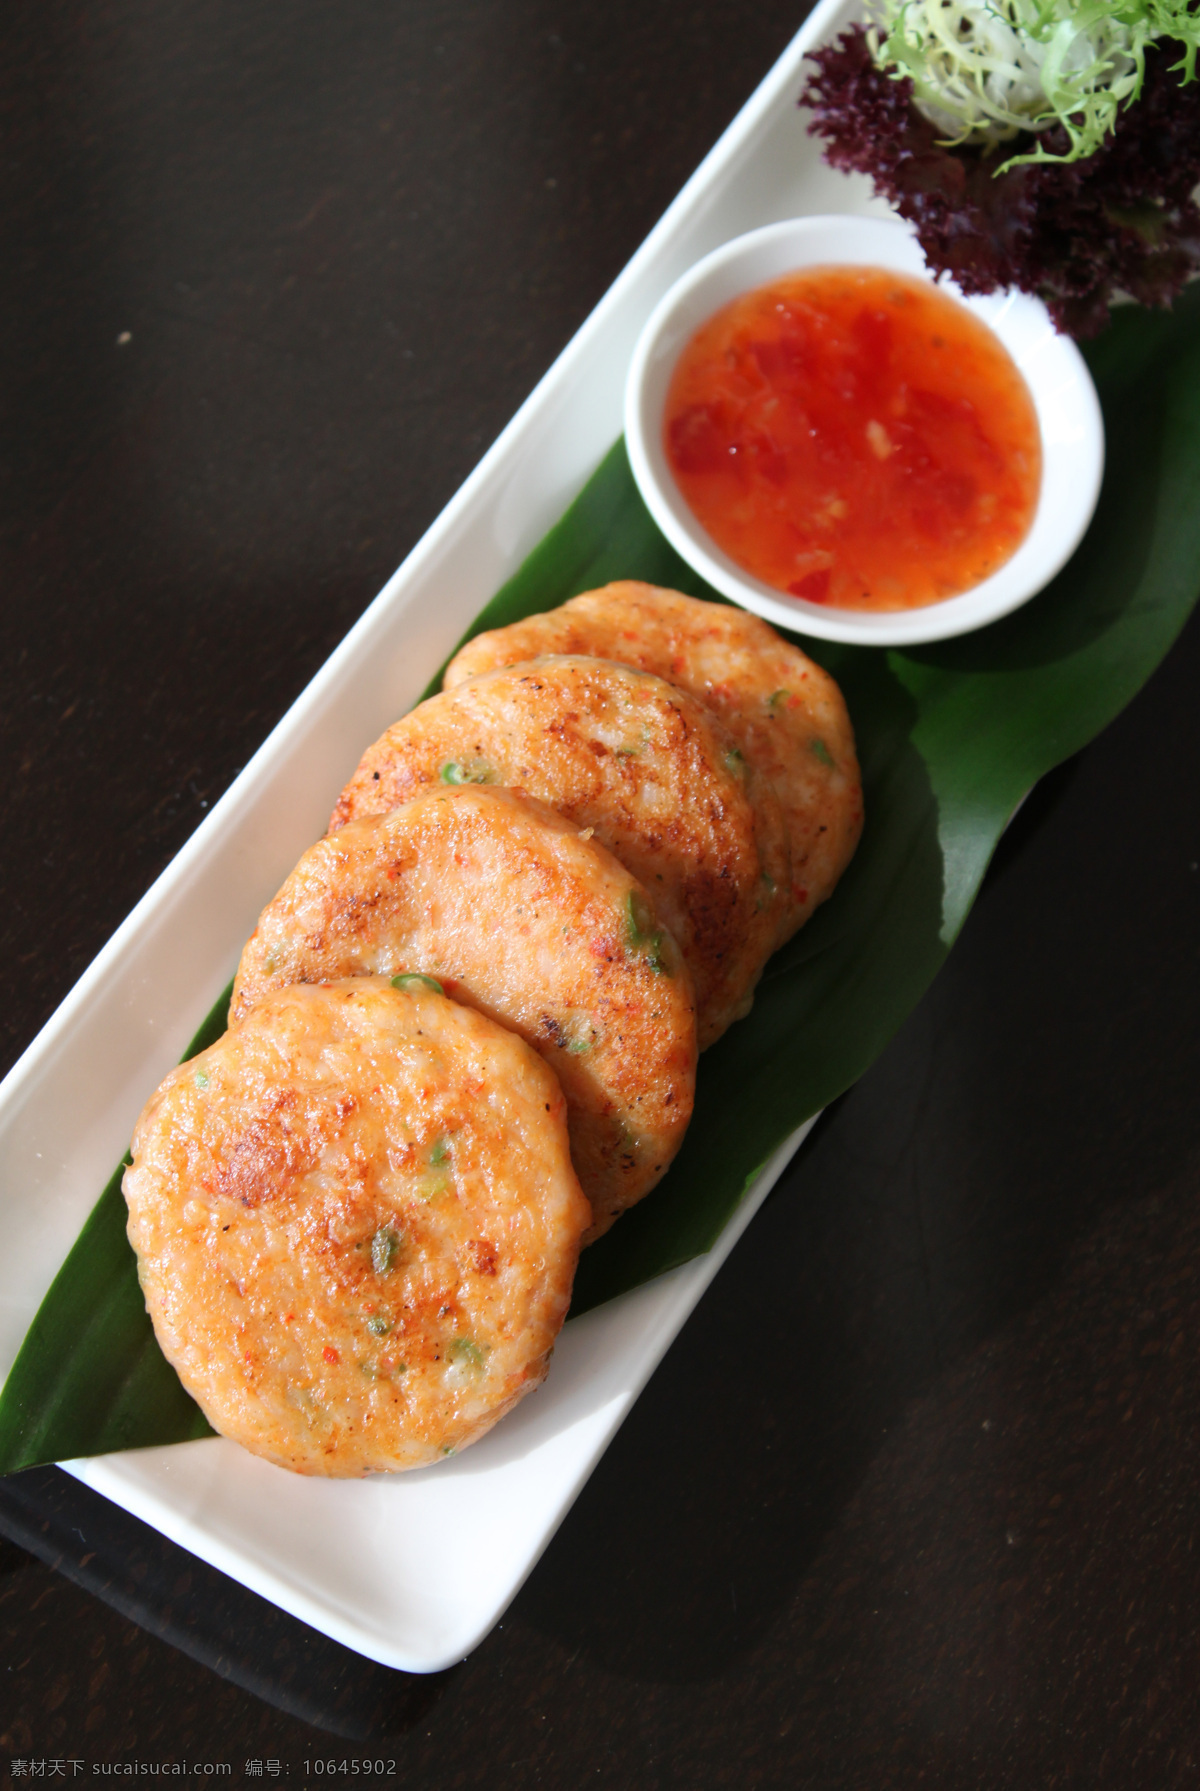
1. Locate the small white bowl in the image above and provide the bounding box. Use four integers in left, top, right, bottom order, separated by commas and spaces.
624, 215, 1104, 647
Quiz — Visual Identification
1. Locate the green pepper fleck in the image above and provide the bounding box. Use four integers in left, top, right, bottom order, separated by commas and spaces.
724, 747, 745, 775
391, 972, 444, 995
768, 689, 790, 709
371, 1226, 402, 1275
194, 1068, 209, 1090
616, 723, 652, 758
429, 1136, 451, 1166
624, 891, 669, 975
810, 737, 835, 768
447, 1336, 488, 1372
417, 1168, 451, 1202
567, 1034, 592, 1055
366, 1314, 392, 1337
440, 760, 492, 785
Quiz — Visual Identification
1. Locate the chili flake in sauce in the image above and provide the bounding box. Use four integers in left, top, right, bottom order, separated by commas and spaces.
663, 265, 1042, 612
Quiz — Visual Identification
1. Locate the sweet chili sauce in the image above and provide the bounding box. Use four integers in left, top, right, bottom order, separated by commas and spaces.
663, 265, 1042, 612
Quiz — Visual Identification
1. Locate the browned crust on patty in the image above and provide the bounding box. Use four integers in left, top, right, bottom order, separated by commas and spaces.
232, 785, 697, 1240
124, 977, 590, 1476
445, 582, 862, 943
330, 654, 789, 1046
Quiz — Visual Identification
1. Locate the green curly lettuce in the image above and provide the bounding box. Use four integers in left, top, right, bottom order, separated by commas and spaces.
872, 0, 1200, 167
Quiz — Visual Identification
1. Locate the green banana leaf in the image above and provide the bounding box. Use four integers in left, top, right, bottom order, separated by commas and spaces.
3, 290, 1200, 1473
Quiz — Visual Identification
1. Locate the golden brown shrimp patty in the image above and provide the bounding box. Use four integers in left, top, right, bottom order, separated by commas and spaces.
331, 655, 788, 1048
232, 785, 697, 1241
123, 977, 589, 1476
445, 582, 863, 942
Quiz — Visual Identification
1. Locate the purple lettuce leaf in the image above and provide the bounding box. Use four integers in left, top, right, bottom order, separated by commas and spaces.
803, 25, 1200, 336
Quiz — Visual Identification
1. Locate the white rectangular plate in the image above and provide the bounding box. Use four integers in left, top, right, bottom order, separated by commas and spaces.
0, 0, 882, 1672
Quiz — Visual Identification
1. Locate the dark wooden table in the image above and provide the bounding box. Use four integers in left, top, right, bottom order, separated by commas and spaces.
3, 2, 1199, 1783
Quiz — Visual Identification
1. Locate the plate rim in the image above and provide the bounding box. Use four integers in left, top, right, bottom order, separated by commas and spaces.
0, 0, 878, 1671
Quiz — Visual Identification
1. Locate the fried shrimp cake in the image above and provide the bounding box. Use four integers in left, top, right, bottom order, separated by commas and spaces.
330, 655, 789, 1047
123, 977, 589, 1476
232, 785, 697, 1241
445, 581, 863, 943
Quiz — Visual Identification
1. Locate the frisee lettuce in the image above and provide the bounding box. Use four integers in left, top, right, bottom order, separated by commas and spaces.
871, 0, 1200, 167
803, 22, 1200, 334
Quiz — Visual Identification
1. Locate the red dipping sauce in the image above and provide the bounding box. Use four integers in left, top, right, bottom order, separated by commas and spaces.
663, 265, 1042, 612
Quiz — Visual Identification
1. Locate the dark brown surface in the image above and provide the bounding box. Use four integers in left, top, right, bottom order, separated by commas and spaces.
2, 1, 1200, 1784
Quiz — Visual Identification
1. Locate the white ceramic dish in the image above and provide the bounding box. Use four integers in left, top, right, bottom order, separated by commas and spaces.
0, 0, 1075, 1674
625, 213, 1105, 646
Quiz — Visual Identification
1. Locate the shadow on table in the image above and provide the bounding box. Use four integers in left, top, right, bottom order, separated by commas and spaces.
0, 1465, 458, 1742
516, 713, 1200, 1683
5, 596, 1199, 1718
